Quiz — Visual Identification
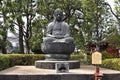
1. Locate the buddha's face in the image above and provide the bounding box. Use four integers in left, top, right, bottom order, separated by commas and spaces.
54, 9, 63, 21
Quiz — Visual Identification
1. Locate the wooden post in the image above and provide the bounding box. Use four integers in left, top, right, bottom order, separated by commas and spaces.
94, 66, 103, 80
92, 51, 103, 80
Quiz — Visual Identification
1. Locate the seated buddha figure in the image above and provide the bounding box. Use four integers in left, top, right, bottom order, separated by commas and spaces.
43, 8, 74, 43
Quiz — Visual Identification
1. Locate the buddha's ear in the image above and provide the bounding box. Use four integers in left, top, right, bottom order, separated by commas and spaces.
53, 15, 56, 19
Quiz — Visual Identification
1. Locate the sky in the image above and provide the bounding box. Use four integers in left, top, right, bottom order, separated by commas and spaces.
107, 0, 114, 8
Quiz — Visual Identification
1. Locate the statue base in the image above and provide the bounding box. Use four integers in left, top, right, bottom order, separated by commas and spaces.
41, 42, 75, 54
41, 42, 75, 60
45, 54, 70, 61
35, 60, 80, 69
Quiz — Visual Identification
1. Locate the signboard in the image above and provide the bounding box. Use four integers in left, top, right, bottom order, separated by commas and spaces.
92, 51, 102, 65
56, 63, 69, 73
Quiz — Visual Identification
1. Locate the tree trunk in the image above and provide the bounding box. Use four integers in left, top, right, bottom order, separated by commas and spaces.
25, 39, 30, 54
2, 32, 7, 54
19, 25, 24, 53
2, 47, 7, 54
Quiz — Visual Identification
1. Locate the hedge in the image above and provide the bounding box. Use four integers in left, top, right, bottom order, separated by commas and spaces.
102, 51, 118, 60
71, 53, 84, 60
71, 53, 91, 65
102, 58, 120, 71
0, 54, 45, 71
0, 53, 86, 71
0, 55, 10, 71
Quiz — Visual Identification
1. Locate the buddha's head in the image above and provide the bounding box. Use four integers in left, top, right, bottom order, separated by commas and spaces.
53, 8, 63, 21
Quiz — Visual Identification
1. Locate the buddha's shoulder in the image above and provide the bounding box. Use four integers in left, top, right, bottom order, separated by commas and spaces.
48, 22, 54, 26
62, 22, 69, 26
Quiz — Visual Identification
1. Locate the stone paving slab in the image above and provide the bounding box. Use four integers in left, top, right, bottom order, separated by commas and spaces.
0, 65, 120, 75
0, 65, 120, 80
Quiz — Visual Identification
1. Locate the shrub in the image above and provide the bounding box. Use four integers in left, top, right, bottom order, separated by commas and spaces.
32, 54, 45, 65
0, 54, 45, 71
71, 53, 84, 60
8, 54, 24, 67
102, 58, 120, 71
0, 55, 10, 71
71, 52, 91, 65
8, 54, 45, 66
102, 51, 118, 60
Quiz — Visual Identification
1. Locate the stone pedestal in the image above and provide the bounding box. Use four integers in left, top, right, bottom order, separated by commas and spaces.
41, 42, 75, 60
40, 39, 77, 69
35, 60, 80, 69
45, 54, 70, 61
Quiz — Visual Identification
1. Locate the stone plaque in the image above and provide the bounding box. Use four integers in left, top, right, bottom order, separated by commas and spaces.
92, 51, 102, 64
56, 63, 69, 73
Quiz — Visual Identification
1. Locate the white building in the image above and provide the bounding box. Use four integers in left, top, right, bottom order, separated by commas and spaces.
7, 32, 19, 53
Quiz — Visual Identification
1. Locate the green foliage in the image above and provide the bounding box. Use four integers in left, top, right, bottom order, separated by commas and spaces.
102, 58, 120, 71
102, 51, 118, 60
0, 55, 10, 71
30, 18, 48, 51
81, 0, 116, 47
114, 0, 120, 23
0, 0, 13, 53
71, 52, 91, 65
0, 54, 45, 71
86, 55, 92, 65
8, 54, 45, 66
8, 54, 23, 67
71, 53, 85, 60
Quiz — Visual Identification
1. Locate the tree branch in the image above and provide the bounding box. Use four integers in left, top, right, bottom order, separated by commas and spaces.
104, 3, 120, 21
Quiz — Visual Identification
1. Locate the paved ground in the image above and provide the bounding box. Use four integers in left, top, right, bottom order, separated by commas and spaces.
0, 65, 120, 75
